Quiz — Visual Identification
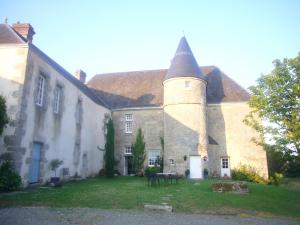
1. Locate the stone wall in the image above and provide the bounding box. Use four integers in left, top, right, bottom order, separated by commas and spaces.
163, 77, 208, 175
0, 44, 29, 175
0, 44, 110, 186
112, 108, 163, 175
207, 102, 268, 178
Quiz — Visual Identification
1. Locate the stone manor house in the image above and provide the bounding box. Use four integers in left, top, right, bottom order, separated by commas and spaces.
0, 22, 268, 186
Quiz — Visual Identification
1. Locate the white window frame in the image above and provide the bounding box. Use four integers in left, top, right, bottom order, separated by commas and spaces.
54, 85, 62, 114
221, 158, 229, 169
148, 150, 160, 166
125, 114, 133, 133
124, 146, 133, 155
36, 75, 45, 106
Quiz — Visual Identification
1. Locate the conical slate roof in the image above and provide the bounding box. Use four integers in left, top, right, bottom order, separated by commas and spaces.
165, 36, 204, 80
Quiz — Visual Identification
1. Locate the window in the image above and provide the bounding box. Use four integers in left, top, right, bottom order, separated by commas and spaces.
222, 158, 229, 169
54, 85, 62, 114
125, 114, 133, 133
148, 150, 160, 166
36, 75, 45, 106
124, 146, 133, 155
185, 80, 191, 89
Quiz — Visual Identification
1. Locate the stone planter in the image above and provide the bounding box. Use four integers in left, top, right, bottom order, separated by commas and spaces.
212, 181, 249, 194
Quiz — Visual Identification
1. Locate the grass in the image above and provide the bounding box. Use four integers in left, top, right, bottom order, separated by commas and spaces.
0, 177, 300, 219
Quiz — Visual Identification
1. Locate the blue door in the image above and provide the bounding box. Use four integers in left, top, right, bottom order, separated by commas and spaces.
29, 142, 42, 183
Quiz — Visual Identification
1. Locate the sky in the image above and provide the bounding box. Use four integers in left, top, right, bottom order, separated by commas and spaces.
1, 0, 300, 89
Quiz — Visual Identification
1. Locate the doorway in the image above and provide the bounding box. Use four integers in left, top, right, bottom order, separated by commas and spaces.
29, 142, 42, 183
189, 155, 203, 179
220, 157, 231, 177
124, 156, 134, 175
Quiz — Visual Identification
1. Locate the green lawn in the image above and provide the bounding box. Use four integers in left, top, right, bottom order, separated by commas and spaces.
0, 177, 300, 219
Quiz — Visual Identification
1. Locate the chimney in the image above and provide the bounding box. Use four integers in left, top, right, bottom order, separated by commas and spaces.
75, 70, 86, 83
12, 22, 35, 43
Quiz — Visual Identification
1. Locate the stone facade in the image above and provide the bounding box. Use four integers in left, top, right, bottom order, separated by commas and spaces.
164, 77, 208, 175
0, 42, 110, 186
207, 102, 268, 178
0, 24, 269, 186
112, 108, 163, 175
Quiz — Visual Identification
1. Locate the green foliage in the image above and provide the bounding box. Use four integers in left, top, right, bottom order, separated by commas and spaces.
232, 165, 267, 184
104, 118, 115, 177
144, 166, 160, 176
159, 137, 164, 172
268, 172, 284, 186
0, 95, 9, 135
132, 128, 145, 175
244, 53, 300, 177
49, 159, 63, 177
0, 161, 21, 192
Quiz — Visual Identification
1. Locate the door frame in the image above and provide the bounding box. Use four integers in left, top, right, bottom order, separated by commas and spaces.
189, 155, 203, 179
29, 142, 43, 183
220, 157, 231, 177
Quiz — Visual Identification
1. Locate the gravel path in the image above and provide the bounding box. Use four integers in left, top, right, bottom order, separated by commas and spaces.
0, 207, 299, 225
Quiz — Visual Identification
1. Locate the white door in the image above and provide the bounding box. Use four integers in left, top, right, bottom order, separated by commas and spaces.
220, 157, 231, 177
190, 156, 202, 179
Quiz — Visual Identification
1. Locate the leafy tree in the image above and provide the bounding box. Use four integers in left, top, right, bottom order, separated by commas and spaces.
104, 118, 115, 177
0, 95, 9, 135
244, 53, 300, 176
132, 128, 145, 175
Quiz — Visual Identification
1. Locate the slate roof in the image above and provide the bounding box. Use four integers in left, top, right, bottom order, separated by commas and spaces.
0, 23, 109, 108
166, 36, 204, 80
87, 67, 250, 109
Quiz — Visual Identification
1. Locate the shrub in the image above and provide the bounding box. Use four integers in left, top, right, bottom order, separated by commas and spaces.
0, 95, 9, 135
232, 165, 267, 184
0, 161, 21, 192
144, 166, 160, 176
268, 172, 284, 186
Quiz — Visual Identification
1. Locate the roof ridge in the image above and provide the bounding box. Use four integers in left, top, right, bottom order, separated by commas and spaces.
95, 68, 168, 76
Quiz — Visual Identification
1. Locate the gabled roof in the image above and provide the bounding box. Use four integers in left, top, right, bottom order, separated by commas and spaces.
29, 44, 109, 108
87, 67, 250, 109
165, 36, 204, 80
0, 23, 109, 109
0, 24, 26, 44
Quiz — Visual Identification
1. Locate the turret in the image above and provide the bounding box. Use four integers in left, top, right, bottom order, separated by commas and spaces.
163, 37, 208, 178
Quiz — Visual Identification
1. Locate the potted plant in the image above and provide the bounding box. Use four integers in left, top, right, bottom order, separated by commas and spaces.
185, 169, 190, 178
49, 159, 63, 185
204, 168, 209, 179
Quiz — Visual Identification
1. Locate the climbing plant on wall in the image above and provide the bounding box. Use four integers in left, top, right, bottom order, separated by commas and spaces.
104, 118, 115, 177
0, 95, 9, 135
132, 128, 146, 175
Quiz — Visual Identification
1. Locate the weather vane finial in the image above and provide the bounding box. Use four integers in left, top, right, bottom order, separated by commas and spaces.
182, 30, 185, 37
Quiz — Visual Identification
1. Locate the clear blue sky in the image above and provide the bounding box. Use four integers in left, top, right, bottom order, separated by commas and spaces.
1, 0, 300, 88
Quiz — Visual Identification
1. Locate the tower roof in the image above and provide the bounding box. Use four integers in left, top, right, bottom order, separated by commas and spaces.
165, 36, 204, 80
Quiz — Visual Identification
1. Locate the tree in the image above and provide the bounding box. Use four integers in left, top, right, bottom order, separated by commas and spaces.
0, 96, 9, 135
104, 118, 115, 177
132, 128, 145, 175
244, 53, 300, 176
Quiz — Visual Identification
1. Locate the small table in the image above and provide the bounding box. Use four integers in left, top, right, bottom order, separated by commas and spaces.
156, 173, 178, 184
